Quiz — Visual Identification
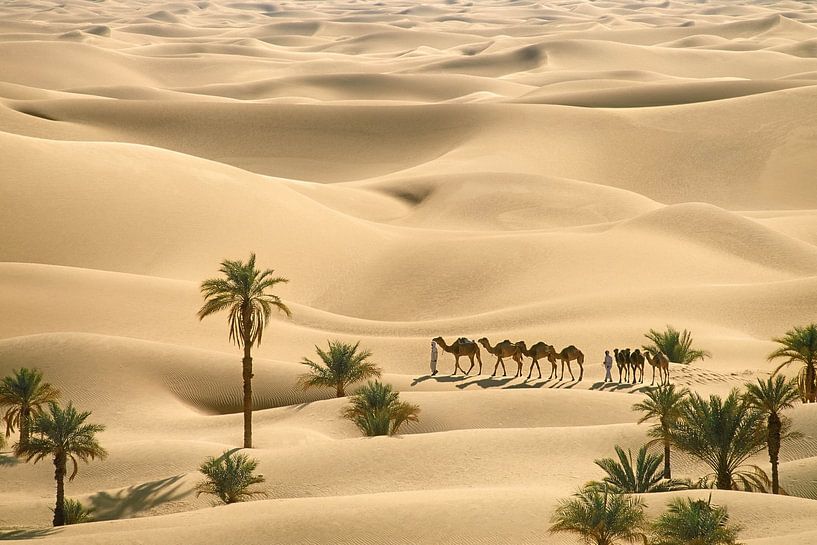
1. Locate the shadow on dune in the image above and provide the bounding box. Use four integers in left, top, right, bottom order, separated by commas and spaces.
455, 376, 515, 389
0, 453, 20, 467
0, 529, 54, 540
89, 475, 189, 521
412, 374, 471, 386
590, 381, 638, 392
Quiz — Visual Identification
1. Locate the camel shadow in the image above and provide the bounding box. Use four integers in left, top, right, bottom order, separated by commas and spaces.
89, 474, 189, 521
0, 528, 54, 540
590, 382, 637, 392
455, 375, 514, 389
504, 379, 549, 389
549, 379, 580, 389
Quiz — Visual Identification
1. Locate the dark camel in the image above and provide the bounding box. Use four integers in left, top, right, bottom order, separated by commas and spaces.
629, 348, 645, 384
432, 337, 482, 375
478, 338, 523, 377
519, 341, 557, 379
615, 348, 631, 383
644, 350, 670, 385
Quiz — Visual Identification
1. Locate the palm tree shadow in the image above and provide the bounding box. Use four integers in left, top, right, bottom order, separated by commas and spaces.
89, 475, 190, 521
0, 528, 55, 540
0, 453, 20, 467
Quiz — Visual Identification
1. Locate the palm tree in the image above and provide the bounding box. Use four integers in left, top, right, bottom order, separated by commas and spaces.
342, 381, 420, 436
632, 384, 689, 478
549, 484, 647, 545
16, 402, 106, 527
0, 368, 61, 453
643, 326, 711, 365
651, 496, 741, 545
590, 445, 691, 494
744, 376, 800, 494
195, 448, 266, 505
198, 253, 291, 448
768, 324, 817, 403
298, 340, 382, 398
671, 390, 768, 491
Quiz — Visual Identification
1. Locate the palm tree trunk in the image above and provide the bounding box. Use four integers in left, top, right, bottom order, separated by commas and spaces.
716, 471, 731, 490
336, 384, 344, 398
242, 340, 253, 449
53, 453, 66, 526
769, 414, 781, 494
808, 363, 816, 403
663, 438, 671, 479
19, 405, 30, 451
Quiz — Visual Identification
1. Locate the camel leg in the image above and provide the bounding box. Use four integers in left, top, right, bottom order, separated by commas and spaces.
465, 354, 475, 376
565, 360, 575, 381
453, 355, 463, 375
476, 351, 483, 375
578, 358, 584, 381
492, 357, 502, 377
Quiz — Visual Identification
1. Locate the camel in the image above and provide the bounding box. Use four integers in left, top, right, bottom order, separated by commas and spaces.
478, 338, 523, 377
550, 345, 585, 381
644, 350, 670, 385
432, 337, 482, 375
615, 348, 631, 383
519, 341, 557, 380
629, 349, 645, 384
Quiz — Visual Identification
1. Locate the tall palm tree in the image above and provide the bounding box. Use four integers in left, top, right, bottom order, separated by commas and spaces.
198, 254, 291, 448
298, 340, 382, 397
591, 445, 691, 494
342, 381, 420, 436
549, 484, 647, 545
196, 448, 266, 505
651, 496, 741, 545
643, 325, 711, 365
768, 324, 817, 403
671, 390, 768, 491
744, 376, 800, 494
16, 402, 106, 527
632, 384, 689, 478
0, 368, 61, 452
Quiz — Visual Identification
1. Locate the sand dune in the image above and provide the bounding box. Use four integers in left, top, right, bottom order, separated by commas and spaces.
2, 0, 817, 543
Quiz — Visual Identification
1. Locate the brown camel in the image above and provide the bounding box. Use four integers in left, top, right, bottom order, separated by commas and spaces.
478, 338, 523, 377
550, 345, 585, 381
615, 348, 631, 383
644, 350, 670, 385
519, 341, 557, 380
433, 337, 482, 375
629, 348, 645, 384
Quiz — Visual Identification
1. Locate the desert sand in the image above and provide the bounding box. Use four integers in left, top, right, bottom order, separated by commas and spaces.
1, 0, 817, 542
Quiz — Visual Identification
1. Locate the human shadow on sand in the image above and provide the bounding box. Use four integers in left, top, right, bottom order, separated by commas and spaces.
89, 474, 189, 521
0, 528, 54, 540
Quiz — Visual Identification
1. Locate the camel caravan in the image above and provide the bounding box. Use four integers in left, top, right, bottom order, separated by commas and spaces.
431, 338, 671, 385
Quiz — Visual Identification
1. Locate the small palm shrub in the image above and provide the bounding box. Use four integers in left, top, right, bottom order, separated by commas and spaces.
51, 498, 93, 524
298, 340, 381, 397
550, 484, 647, 545
590, 445, 691, 494
196, 449, 266, 505
643, 326, 711, 365
342, 381, 419, 437
651, 496, 741, 545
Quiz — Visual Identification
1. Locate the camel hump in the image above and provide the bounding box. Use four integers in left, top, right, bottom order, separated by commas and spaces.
456, 337, 474, 345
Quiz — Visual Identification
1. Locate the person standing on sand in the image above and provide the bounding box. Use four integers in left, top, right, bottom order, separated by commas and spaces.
603, 350, 613, 382
430, 340, 439, 376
